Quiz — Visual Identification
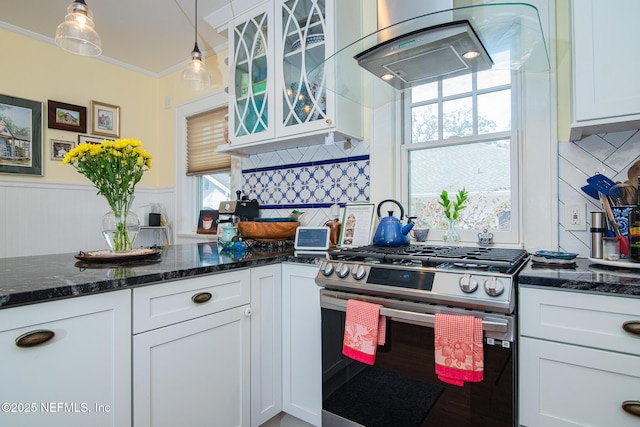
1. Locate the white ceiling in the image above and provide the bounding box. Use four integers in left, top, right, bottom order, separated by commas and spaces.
0, 0, 240, 77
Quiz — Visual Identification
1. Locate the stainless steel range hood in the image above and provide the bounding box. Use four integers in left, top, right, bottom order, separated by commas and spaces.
355, 20, 494, 90
308, 2, 549, 108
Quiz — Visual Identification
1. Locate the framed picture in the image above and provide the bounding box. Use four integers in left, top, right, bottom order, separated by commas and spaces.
0, 94, 43, 176
338, 203, 375, 248
51, 139, 74, 160
78, 134, 113, 145
197, 209, 219, 235
47, 100, 87, 133
91, 100, 120, 138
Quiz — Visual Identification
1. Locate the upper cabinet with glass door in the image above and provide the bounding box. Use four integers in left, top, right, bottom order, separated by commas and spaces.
221, 0, 366, 156
229, 4, 275, 145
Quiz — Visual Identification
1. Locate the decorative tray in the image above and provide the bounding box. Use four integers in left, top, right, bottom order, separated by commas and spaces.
587, 257, 640, 269
75, 248, 162, 262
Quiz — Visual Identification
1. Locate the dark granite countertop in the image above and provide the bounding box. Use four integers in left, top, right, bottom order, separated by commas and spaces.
0, 243, 324, 310
519, 257, 640, 299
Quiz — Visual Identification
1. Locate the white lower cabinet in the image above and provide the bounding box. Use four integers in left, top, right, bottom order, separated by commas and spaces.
0, 290, 131, 427
519, 287, 640, 426
281, 263, 322, 427
251, 264, 283, 426
132, 271, 251, 427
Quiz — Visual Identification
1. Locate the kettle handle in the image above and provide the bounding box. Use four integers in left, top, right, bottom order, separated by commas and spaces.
377, 199, 404, 220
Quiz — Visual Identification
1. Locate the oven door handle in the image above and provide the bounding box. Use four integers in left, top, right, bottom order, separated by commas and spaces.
320, 294, 509, 334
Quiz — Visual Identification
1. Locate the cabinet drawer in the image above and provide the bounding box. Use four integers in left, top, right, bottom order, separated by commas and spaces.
520, 337, 640, 427
520, 287, 640, 356
133, 270, 251, 333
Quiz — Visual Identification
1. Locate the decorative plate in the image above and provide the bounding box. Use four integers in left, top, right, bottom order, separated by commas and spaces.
291, 35, 325, 51
75, 248, 162, 262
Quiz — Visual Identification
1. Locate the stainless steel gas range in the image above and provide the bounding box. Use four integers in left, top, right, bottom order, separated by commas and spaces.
315, 244, 530, 427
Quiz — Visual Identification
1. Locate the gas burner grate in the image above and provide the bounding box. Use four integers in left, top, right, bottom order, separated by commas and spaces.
329, 245, 529, 274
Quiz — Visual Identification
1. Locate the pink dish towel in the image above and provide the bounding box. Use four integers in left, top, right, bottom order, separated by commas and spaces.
342, 300, 387, 365
434, 313, 484, 386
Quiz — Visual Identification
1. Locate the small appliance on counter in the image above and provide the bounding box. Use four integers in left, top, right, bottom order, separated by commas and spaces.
218, 191, 260, 225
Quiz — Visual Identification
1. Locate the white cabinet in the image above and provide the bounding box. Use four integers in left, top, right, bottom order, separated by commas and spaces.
0, 290, 131, 427
519, 287, 640, 426
570, 0, 640, 140
222, 0, 364, 156
250, 264, 283, 426
281, 263, 322, 426
132, 271, 252, 427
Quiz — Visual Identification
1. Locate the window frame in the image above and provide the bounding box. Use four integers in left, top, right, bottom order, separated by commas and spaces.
400, 72, 522, 245
175, 91, 234, 238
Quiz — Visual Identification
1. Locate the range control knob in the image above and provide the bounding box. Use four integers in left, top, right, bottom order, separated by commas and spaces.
484, 277, 505, 297
459, 274, 478, 293
351, 264, 367, 280
320, 261, 334, 277
336, 263, 350, 278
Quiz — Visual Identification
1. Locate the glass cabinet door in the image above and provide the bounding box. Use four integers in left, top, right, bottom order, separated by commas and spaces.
280, 0, 327, 131
232, 11, 270, 139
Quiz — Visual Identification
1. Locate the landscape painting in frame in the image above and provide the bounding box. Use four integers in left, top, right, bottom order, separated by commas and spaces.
47, 100, 87, 133
0, 94, 43, 176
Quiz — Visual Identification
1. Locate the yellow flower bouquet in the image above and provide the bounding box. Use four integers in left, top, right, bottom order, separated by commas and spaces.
62, 139, 152, 252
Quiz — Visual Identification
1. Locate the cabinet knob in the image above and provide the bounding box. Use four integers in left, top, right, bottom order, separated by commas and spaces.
325, 119, 332, 125
15, 329, 55, 348
244, 307, 253, 317
622, 400, 640, 417
191, 292, 213, 304
622, 320, 640, 335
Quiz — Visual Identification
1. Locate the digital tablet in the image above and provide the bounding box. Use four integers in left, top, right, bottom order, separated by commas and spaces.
294, 226, 331, 251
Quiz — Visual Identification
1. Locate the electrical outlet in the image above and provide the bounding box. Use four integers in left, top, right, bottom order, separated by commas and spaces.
565, 203, 587, 231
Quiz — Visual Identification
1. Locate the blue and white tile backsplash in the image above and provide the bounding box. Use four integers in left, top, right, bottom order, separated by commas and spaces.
241, 141, 371, 225
559, 130, 640, 257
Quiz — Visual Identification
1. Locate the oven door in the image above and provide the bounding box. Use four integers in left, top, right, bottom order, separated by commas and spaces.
320, 290, 516, 427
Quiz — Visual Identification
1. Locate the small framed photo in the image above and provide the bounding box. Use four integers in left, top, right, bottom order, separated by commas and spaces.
51, 139, 74, 160
197, 209, 219, 234
0, 94, 43, 176
47, 100, 87, 133
78, 135, 112, 145
339, 203, 375, 248
91, 100, 120, 138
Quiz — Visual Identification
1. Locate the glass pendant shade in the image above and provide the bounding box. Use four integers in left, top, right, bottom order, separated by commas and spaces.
181, 43, 212, 91
181, 0, 212, 91
55, 0, 101, 56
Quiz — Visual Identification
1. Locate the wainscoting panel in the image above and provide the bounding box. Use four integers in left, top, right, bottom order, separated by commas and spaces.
559, 130, 640, 257
0, 181, 174, 258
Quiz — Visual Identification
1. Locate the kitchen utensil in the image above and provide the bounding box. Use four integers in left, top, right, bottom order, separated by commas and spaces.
590, 212, 605, 259
587, 174, 621, 199
372, 199, 414, 247
601, 193, 629, 256
627, 160, 640, 186
581, 185, 600, 200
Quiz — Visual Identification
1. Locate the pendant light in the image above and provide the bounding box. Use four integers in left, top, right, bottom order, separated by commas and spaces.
181, 0, 212, 91
55, 0, 102, 56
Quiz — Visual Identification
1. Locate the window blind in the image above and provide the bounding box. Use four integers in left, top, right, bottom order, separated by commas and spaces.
186, 106, 230, 175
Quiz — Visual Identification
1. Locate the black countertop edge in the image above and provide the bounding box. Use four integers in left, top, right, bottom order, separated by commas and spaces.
518, 258, 640, 298
0, 243, 324, 310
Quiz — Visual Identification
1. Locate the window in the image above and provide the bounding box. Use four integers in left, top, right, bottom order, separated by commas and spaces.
186, 106, 232, 213
176, 92, 232, 236
403, 61, 518, 244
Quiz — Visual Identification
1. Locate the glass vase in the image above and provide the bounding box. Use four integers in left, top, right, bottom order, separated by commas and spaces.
443, 219, 460, 245
102, 210, 140, 252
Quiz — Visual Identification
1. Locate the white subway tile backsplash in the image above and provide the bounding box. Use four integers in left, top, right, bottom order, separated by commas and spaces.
560, 129, 640, 257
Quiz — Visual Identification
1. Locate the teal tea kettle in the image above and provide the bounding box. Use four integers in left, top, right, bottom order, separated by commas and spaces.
372, 199, 415, 247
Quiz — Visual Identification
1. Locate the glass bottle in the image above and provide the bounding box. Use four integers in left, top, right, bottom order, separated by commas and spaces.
628, 176, 640, 261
